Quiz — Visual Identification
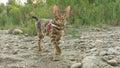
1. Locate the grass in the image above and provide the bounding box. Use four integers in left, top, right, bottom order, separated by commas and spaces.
67, 29, 79, 37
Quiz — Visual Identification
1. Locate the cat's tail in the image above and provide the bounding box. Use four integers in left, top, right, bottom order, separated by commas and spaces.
32, 16, 38, 22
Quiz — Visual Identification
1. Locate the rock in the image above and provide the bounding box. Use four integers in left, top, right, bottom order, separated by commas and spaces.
8, 29, 14, 34
99, 50, 108, 56
52, 56, 62, 61
115, 46, 120, 51
41, 53, 48, 56
88, 48, 97, 52
107, 48, 119, 55
8, 28, 23, 35
107, 59, 118, 66
101, 55, 115, 62
13, 49, 19, 55
24, 34, 29, 37
74, 39, 81, 43
69, 58, 76, 61
71, 63, 82, 68
81, 56, 103, 68
99, 48, 118, 56
116, 55, 120, 64
13, 29, 23, 34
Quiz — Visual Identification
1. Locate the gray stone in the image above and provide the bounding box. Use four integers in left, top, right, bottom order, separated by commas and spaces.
107, 59, 118, 66
81, 56, 103, 68
99, 48, 118, 56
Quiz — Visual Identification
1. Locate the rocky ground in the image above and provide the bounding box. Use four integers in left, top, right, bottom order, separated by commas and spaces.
0, 26, 120, 68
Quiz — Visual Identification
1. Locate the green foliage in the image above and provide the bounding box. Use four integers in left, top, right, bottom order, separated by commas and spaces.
68, 29, 79, 37
23, 22, 36, 36
0, 0, 120, 35
0, 4, 7, 27
69, 0, 120, 26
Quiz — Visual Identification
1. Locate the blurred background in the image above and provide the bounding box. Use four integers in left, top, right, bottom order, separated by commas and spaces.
0, 0, 120, 35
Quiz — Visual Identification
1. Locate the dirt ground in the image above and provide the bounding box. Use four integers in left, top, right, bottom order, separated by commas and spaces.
0, 26, 120, 68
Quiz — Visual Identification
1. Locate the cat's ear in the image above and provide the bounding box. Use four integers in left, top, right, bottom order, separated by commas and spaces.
53, 5, 60, 16
65, 6, 70, 17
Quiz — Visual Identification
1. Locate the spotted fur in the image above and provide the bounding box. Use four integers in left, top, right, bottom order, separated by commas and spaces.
32, 5, 70, 55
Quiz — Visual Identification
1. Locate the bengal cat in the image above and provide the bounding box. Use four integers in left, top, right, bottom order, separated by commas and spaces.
32, 5, 70, 55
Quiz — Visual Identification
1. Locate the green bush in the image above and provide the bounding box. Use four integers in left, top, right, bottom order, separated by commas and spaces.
0, 0, 120, 36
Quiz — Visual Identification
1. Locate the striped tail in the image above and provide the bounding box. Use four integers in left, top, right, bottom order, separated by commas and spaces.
32, 16, 38, 22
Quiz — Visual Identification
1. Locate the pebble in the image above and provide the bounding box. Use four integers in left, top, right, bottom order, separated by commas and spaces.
107, 59, 118, 66
13, 50, 19, 55
41, 53, 48, 56
99, 48, 118, 56
52, 56, 62, 61
71, 63, 81, 68
8, 28, 23, 35
13, 29, 23, 34
24, 34, 29, 37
